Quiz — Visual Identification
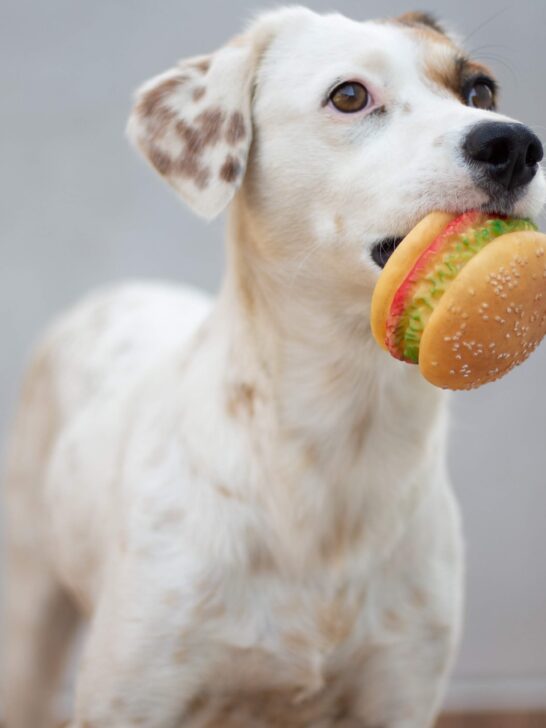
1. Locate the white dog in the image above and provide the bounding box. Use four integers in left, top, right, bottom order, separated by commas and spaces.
3, 7, 544, 728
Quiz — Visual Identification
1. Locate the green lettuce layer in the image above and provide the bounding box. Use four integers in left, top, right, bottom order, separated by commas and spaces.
397, 217, 537, 363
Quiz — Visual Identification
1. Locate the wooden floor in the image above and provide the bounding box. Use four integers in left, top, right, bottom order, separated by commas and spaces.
3, 714, 545, 727
11, 712, 545, 725
438, 714, 546, 727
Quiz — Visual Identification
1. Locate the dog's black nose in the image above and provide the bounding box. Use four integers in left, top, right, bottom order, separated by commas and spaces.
463, 121, 543, 192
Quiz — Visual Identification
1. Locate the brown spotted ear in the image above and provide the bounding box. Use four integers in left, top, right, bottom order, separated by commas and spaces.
127, 41, 255, 219
397, 11, 447, 36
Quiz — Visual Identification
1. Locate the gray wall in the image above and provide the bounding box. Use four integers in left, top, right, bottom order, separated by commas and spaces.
2, 0, 545, 710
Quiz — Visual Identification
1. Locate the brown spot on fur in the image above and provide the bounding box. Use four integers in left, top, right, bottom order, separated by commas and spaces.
317, 595, 354, 645
410, 586, 427, 609
140, 99, 225, 186
162, 589, 183, 608
185, 693, 209, 716
147, 145, 173, 175
320, 511, 364, 563
175, 117, 200, 152
226, 111, 246, 144
303, 442, 319, 467
425, 51, 497, 104
236, 265, 255, 313
174, 153, 211, 188
392, 12, 457, 60
425, 52, 466, 98
248, 540, 276, 573
215, 482, 240, 500
332, 691, 356, 722
144, 105, 177, 143
282, 630, 313, 652
397, 11, 446, 36
334, 213, 344, 236
226, 382, 256, 418
167, 108, 225, 187
175, 115, 221, 156
191, 58, 211, 73
193, 86, 206, 102
402, 102, 412, 113
195, 107, 226, 146
350, 412, 372, 454
383, 608, 404, 631
220, 155, 241, 183
137, 75, 188, 119
152, 507, 185, 529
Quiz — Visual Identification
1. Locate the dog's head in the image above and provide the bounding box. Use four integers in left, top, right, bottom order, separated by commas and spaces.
128, 6, 545, 291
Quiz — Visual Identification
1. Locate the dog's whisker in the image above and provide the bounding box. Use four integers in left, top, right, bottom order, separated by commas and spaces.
287, 239, 326, 289
462, 5, 511, 45
468, 42, 512, 54
469, 53, 519, 84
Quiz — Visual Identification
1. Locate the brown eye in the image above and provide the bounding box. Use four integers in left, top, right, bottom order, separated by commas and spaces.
330, 82, 369, 113
466, 81, 495, 110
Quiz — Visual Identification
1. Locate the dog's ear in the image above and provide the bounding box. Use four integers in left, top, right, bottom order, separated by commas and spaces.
127, 7, 314, 219
397, 11, 447, 36
127, 38, 258, 219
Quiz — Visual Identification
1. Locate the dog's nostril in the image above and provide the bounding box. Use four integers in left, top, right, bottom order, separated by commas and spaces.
526, 140, 543, 166
482, 138, 511, 166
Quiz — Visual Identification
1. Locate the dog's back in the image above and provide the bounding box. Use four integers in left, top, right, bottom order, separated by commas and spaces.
2, 281, 210, 726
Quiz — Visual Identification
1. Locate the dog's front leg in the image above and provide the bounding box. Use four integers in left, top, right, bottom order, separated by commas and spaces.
70, 563, 211, 728
350, 625, 457, 728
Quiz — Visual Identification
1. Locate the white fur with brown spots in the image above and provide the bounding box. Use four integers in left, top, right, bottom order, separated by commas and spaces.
2, 6, 544, 728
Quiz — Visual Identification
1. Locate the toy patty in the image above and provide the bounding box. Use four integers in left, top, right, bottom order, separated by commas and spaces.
371, 211, 546, 389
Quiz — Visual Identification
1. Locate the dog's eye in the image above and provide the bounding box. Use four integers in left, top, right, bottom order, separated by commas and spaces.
330, 82, 369, 113
466, 81, 495, 110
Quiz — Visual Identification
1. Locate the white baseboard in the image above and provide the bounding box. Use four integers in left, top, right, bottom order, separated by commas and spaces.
446, 675, 546, 710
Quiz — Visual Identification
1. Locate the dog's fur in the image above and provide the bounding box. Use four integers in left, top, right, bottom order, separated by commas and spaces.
2, 7, 545, 728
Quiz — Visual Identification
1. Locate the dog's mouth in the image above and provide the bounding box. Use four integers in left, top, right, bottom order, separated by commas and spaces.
371, 237, 404, 268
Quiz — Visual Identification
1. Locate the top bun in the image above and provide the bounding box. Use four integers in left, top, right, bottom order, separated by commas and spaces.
419, 230, 546, 389
371, 212, 546, 390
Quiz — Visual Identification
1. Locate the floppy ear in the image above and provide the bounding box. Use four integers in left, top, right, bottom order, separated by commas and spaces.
127, 39, 256, 219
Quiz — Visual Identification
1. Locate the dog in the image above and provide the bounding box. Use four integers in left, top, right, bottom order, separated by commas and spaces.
3, 6, 545, 727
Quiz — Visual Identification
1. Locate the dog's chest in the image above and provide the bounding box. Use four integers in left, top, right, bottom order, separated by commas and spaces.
191, 556, 371, 701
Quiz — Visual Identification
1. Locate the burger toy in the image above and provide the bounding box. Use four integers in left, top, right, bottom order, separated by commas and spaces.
371, 211, 546, 389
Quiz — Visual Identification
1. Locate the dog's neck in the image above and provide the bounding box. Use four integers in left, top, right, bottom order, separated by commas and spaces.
207, 196, 446, 565
217, 195, 444, 457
